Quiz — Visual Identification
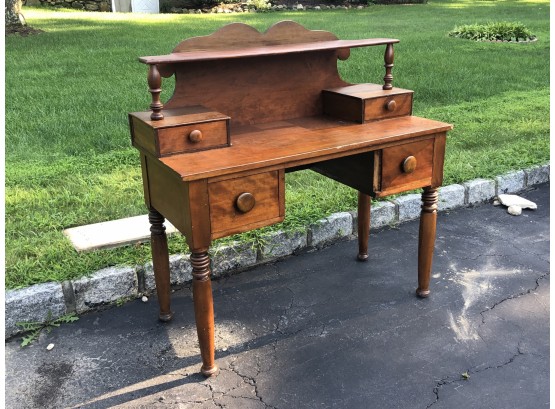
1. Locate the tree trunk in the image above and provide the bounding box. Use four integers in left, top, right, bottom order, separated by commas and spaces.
6, 0, 25, 28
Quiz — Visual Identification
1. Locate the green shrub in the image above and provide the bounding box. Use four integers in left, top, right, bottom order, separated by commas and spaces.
246, 0, 271, 10
449, 21, 536, 42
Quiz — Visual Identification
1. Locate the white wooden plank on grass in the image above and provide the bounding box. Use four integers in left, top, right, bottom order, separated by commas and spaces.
63, 215, 177, 252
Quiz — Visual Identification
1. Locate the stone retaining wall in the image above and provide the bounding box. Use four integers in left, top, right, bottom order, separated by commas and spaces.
28, 0, 111, 11
29, 1, 365, 13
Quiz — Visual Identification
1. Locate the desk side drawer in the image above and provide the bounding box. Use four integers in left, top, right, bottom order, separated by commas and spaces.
209, 170, 285, 239
375, 138, 434, 197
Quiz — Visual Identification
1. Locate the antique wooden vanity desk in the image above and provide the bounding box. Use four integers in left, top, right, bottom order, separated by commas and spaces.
129, 21, 452, 377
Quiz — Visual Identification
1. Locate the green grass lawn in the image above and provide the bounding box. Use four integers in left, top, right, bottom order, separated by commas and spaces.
6, 0, 549, 289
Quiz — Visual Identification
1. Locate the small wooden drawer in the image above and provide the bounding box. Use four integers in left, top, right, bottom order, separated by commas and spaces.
208, 170, 285, 239
322, 83, 413, 123
129, 106, 230, 157
374, 138, 434, 197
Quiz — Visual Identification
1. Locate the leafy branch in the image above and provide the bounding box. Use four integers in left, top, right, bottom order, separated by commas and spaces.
16, 311, 79, 347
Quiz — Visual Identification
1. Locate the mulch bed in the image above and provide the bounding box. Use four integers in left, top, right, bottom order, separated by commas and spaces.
6, 25, 44, 36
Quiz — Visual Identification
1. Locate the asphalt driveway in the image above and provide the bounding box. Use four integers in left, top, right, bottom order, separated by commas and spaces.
5, 183, 549, 409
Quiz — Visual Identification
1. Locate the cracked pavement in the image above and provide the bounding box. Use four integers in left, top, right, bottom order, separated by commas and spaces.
5, 183, 549, 408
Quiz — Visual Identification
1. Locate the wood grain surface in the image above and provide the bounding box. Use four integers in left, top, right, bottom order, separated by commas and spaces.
165, 52, 349, 126
161, 116, 452, 181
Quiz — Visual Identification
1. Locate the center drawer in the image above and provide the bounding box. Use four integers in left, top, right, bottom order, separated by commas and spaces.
208, 170, 285, 239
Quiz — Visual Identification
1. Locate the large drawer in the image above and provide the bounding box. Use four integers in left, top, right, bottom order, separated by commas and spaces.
208, 170, 285, 239
375, 138, 434, 197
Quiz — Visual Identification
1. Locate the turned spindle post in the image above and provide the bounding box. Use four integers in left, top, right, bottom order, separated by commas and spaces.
383, 43, 394, 90
147, 64, 164, 120
190, 250, 219, 377
148, 208, 173, 321
357, 192, 371, 261
416, 187, 439, 298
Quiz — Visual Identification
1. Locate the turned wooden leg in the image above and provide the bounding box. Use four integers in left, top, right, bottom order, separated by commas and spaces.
416, 187, 438, 298
357, 192, 371, 261
149, 208, 173, 321
191, 250, 218, 377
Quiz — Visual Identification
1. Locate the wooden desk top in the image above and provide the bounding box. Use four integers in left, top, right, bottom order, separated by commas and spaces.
160, 115, 452, 181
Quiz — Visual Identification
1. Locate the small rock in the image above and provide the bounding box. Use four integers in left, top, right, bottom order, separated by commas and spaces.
222, 347, 228, 352
296, 3, 303, 9
507, 205, 522, 216
493, 200, 500, 206
47, 343, 55, 351
141, 296, 148, 303
498, 194, 537, 210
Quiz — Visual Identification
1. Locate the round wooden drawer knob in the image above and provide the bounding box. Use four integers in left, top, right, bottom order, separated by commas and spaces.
189, 129, 203, 143
385, 100, 397, 112
236, 192, 256, 213
402, 156, 417, 174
